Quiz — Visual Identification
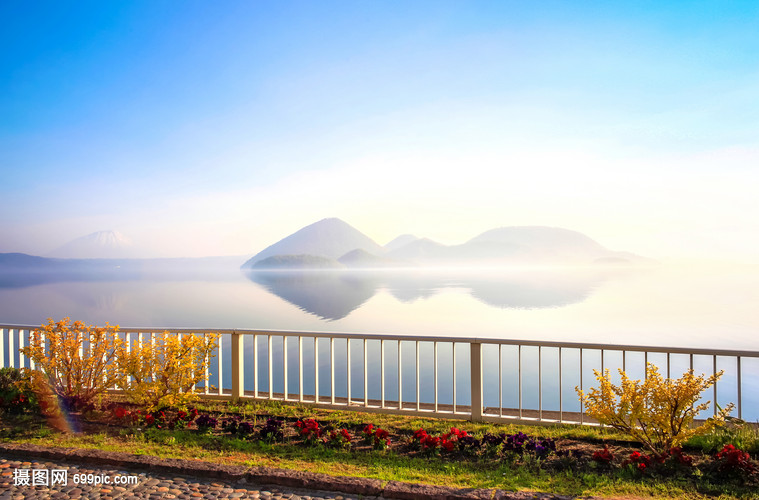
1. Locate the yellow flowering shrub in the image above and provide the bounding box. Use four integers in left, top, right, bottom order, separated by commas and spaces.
577, 363, 734, 458
20, 317, 123, 411
115, 331, 219, 410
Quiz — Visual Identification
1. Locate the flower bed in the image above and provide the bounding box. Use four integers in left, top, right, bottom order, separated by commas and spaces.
87, 403, 759, 487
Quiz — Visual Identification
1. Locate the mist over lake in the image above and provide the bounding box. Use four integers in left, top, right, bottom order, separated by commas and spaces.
1, 263, 756, 351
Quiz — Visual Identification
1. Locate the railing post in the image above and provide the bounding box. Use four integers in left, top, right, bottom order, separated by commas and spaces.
470, 342, 483, 422
217, 333, 224, 396
452, 342, 456, 414
347, 339, 351, 405
314, 337, 319, 404
737, 356, 742, 420
363, 339, 368, 407
231, 331, 244, 400
380, 339, 385, 408
253, 334, 259, 398
330, 338, 335, 405
203, 333, 210, 395
298, 336, 304, 402
284, 336, 288, 401
9, 329, 15, 368
398, 340, 402, 410
713, 354, 718, 416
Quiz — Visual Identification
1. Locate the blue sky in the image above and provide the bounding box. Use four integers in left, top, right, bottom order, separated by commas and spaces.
2, 1, 758, 260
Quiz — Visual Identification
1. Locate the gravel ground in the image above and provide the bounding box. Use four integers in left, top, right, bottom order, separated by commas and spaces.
0, 456, 380, 500
0, 444, 586, 500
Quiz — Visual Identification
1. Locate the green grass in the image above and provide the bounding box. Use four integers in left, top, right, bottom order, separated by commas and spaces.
685, 420, 759, 455
2, 400, 758, 499
8, 428, 753, 499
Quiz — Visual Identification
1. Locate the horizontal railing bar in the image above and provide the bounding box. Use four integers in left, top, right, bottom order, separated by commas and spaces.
3, 324, 757, 358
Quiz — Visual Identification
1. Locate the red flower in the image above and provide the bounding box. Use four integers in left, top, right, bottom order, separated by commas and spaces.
669, 447, 694, 466
363, 424, 374, 435
368, 428, 390, 449
715, 444, 754, 472
592, 445, 614, 464
448, 427, 467, 438
622, 449, 652, 472
422, 435, 439, 449
296, 419, 321, 439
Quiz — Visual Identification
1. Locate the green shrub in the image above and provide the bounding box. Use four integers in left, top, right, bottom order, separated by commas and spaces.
687, 416, 759, 456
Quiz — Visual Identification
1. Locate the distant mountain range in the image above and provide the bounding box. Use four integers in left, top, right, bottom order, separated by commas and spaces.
242, 218, 653, 269
1, 218, 653, 284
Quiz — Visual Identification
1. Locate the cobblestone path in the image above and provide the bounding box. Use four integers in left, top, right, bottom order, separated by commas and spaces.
0, 455, 380, 500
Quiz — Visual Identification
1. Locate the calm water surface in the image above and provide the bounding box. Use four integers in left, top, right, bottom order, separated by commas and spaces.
1, 263, 757, 350
2, 263, 758, 419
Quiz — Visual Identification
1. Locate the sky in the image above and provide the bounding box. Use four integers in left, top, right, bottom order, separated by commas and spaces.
1, 0, 758, 262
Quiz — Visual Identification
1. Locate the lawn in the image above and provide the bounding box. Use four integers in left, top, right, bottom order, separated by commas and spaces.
2, 399, 758, 500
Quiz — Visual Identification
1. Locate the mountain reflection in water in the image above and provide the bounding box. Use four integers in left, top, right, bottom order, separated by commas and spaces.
245, 268, 623, 321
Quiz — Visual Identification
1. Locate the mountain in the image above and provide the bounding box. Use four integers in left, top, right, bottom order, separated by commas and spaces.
48, 230, 137, 259
387, 226, 650, 266
0, 253, 58, 269
386, 237, 450, 260
241, 218, 385, 269
337, 248, 411, 268
242, 220, 652, 269
460, 226, 608, 262
384, 234, 419, 252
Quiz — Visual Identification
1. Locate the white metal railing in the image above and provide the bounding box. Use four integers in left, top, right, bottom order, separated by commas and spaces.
2, 324, 758, 425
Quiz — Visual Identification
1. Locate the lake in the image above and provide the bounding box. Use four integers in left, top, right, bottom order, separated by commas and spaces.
2, 262, 758, 420
1, 262, 757, 350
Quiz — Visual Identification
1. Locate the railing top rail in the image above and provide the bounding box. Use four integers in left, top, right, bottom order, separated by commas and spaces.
3, 323, 758, 359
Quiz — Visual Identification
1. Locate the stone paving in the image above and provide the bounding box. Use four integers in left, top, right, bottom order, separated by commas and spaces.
0, 444, 586, 500
0, 456, 380, 500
